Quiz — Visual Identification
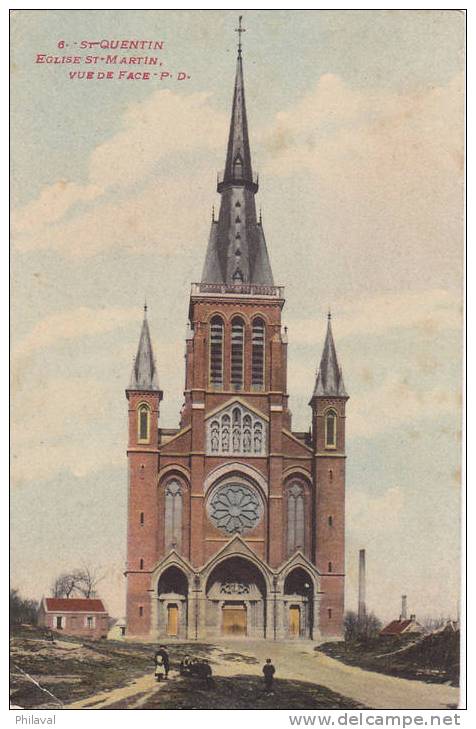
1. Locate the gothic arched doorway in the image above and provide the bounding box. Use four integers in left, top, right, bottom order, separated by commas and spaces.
205, 556, 267, 638
284, 567, 314, 639
157, 566, 188, 638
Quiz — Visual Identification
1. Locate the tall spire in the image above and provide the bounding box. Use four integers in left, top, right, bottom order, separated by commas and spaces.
222, 19, 253, 189
201, 18, 274, 286
310, 316, 347, 400
129, 307, 160, 391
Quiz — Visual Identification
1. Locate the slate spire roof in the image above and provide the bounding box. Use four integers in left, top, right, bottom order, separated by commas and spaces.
223, 51, 253, 189
201, 33, 274, 286
311, 314, 348, 400
128, 305, 160, 391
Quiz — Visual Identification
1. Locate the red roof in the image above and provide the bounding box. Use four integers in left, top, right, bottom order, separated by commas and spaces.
44, 598, 106, 613
380, 619, 412, 635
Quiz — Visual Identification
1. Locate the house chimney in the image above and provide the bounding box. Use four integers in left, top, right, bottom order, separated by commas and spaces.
358, 549, 366, 620
410, 614, 416, 621
400, 594, 407, 620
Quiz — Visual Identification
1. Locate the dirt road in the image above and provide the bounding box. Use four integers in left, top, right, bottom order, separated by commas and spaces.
214, 640, 459, 710
65, 640, 460, 710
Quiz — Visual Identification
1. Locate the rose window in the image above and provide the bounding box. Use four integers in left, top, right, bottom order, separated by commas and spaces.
208, 483, 262, 534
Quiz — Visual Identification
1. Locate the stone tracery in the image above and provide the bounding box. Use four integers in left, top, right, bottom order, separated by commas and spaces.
207, 482, 262, 534
207, 403, 266, 456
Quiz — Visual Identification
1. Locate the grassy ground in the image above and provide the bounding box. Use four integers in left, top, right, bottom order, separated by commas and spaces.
10, 625, 218, 708
106, 673, 367, 710
317, 631, 460, 687
10, 626, 367, 710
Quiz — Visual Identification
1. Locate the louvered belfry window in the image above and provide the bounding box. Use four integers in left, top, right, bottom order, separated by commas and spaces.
252, 317, 265, 389
138, 404, 150, 441
209, 316, 224, 387
325, 410, 337, 448
231, 317, 244, 389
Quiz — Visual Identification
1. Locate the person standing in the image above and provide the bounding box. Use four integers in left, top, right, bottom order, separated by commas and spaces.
157, 645, 170, 679
262, 658, 275, 694
154, 654, 166, 682
200, 659, 213, 689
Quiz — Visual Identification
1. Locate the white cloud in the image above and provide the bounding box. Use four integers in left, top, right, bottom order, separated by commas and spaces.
263, 72, 464, 294
12, 89, 227, 251
88, 90, 225, 191
347, 375, 460, 438
286, 288, 461, 345
12, 376, 124, 484
13, 306, 140, 358
13, 181, 103, 235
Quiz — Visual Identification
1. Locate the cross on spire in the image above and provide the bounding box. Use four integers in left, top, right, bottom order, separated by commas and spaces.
235, 15, 246, 57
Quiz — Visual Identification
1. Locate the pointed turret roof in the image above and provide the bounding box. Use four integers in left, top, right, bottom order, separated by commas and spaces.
310, 314, 348, 400
128, 305, 160, 391
200, 21, 274, 286
223, 52, 253, 188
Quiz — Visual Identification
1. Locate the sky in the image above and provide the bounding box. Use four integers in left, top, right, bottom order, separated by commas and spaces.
11, 9, 464, 624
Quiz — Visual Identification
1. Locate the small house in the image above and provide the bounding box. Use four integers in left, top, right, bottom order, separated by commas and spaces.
380, 614, 425, 637
107, 617, 126, 640
38, 597, 109, 640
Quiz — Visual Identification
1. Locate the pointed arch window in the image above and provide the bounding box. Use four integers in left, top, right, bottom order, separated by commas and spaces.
325, 409, 337, 449
165, 479, 182, 552
232, 407, 242, 452
209, 316, 224, 388
252, 317, 265, 389
231, 317, 244, 390
138, 404, 150, 442
233, 153, 243, 179
287, 482, 305, 556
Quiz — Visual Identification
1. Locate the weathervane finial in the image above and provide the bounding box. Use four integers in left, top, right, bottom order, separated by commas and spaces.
235, 15, 246, 57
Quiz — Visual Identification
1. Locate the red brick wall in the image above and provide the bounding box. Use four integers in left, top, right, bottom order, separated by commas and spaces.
319, 575, 345, 638
126, 389, 161, 635
39, 612, 109, 640
126, 571, 152, 636
126, 294, 347, 639
312, 396, 347, 639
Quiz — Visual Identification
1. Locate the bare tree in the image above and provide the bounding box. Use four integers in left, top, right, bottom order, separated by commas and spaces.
421, 615, 447, 632
51, 564, 105, 599
75, 563, 105, 599
344, 609, 382, 643
51, 572, 80, 598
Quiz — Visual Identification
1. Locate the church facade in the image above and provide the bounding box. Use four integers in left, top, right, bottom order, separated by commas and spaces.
125, 38, 348, 641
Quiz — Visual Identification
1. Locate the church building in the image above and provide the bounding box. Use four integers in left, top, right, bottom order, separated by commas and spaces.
125, 30, 348, 641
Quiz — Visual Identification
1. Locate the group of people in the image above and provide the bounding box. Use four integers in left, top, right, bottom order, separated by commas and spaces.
179, 655, 213, 687
153, 646, 213, 688
154, 645, 276, 695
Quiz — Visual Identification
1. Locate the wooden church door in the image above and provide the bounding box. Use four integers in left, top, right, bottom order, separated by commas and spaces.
289, 605, 301, 637
167, 604, 179, 636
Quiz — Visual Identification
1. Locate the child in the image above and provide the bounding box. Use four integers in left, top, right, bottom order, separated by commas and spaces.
262, 658, 275, 694
155, 653, 166, 682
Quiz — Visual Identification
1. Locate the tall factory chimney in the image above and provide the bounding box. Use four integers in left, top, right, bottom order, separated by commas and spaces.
401, 594, 408, 620
358, 549, 366, 620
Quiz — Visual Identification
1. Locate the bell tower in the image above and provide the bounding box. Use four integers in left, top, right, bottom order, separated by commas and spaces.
309, 313, 348, 636
125, 305, 163, 635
